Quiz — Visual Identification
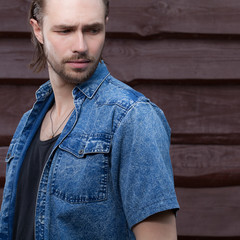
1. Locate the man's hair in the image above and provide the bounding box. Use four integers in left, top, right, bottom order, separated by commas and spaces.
29, 0, 109, 72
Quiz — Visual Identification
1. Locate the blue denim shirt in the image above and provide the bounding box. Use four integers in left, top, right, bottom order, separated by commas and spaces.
0, 63, 179, 240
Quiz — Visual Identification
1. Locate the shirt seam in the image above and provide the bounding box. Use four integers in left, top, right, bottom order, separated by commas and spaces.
107, 78, 142, 101
113, 101, 151, 134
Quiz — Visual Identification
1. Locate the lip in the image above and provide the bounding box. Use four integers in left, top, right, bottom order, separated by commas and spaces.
66, 60, 91, 69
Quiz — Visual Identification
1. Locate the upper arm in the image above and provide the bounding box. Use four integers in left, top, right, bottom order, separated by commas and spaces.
132, 210, 177, 240
110, 101, 179, 230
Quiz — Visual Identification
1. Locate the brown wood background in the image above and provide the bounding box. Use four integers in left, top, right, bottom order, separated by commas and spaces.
1, 0, 240, 238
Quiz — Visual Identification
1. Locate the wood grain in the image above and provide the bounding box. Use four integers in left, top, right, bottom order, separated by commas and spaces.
171, 145, 240, 187
1, 0, 240, 36
1, 145, 240, 236
1, 0, 240, 239
0, 38, 48, 81
0, 83, 239, 143
0, 0, 31, 33
104, 39, 240, 81
171, 145, 240, 176
171, 133, 240, 145
1, 170, 240, 237
109, 0, 240, 36
0, 147, 7, 176
2, 38, 240, 82
178, 237, 240, 240
134, 82, 240, 135
0, 85, 38, 139
1, 144, 240, 186
176, 187, 240, 237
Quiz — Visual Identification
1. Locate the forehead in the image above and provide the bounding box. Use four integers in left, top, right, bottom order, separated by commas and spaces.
43, 0, 105, 26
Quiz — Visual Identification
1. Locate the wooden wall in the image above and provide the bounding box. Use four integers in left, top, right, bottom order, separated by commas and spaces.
1, 0, 240, 239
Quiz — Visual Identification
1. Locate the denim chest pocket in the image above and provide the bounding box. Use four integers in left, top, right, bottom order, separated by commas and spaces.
51, 133, 112, 204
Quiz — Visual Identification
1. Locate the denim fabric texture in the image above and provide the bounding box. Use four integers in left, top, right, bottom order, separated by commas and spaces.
0, 62, 179, 240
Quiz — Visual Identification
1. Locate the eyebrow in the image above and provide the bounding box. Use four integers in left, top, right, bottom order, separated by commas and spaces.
52, 22, 104, 31
83, 23, 104, 31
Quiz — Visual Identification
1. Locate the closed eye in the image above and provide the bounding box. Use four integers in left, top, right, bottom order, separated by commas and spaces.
57, 29, 72, 34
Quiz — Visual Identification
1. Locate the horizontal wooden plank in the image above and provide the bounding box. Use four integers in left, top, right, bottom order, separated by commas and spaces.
171, 133, 240, 145
171, 145, 240, 176
134, 83, 240, 135
0, 0, 30, 33
1, 133, 240, 147
0, 147, 7, 177
2, 0, 240, 36
0, 85, 38, 138
1, 145, 240, 237
178, 237, 240, 240
109, 0, 240, 36
175, 170, 240, 188
1, 145, 240, 187
0, 38, 48, 80
0, 187, 239, 239
176, 187, 240, 237
0, 82, 239, 142
0, 157, 239, 237
2, 38, 240, 81
171, 145, 240, 187
104, 39, 240, 81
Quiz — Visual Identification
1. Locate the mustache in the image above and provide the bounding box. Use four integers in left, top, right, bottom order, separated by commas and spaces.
63, 53, 94, 63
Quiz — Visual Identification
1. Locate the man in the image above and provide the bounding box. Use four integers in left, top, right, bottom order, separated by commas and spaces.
0, 0, 179, 239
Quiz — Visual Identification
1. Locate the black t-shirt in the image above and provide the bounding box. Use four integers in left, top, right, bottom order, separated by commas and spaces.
12, 127, 59, 240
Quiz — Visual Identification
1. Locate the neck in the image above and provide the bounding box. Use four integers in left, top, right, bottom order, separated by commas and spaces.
48, 69, 75, 116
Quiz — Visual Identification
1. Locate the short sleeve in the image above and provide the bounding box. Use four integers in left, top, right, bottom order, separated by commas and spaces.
111, 101, 179, 229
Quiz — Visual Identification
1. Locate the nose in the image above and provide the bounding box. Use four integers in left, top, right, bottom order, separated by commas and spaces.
72, 31, 88, 54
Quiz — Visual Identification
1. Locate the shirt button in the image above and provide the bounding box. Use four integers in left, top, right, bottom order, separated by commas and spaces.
78, 149, 84, 155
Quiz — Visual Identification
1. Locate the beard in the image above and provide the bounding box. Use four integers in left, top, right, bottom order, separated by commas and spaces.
45, 48, 102, 85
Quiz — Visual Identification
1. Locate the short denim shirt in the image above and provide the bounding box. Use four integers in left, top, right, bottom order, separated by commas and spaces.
0, 62, 179, 239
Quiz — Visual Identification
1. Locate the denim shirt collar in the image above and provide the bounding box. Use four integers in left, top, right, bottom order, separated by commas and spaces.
35, 62, 110, 101
75, 61, 110, 99
35, 81, 53, 101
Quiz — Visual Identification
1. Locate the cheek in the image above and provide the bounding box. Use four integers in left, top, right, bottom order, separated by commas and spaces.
45, 37, 64, 58
43, 39, 51, 54
89, 37, 105, 56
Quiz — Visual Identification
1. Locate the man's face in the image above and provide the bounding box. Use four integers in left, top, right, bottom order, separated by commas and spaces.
39, 0, 106, 84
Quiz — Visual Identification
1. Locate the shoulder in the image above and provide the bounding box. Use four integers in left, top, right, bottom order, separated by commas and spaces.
96, 75, 149, 111
98, 75, 170, 136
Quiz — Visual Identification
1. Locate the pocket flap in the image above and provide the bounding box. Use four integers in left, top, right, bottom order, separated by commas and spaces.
84, 133, 112, 154
59, 133, 112, 158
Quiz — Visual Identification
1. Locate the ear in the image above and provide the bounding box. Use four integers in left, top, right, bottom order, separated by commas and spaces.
105, 16, 109, 24
30, 18, 44, 44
